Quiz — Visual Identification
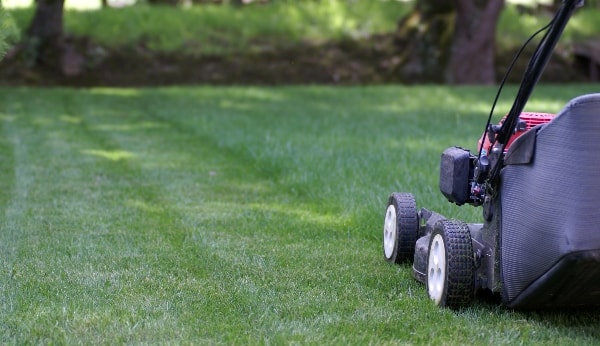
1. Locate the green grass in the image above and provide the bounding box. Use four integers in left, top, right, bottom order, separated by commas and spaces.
6, 1, 600, 56
7, 1, 410, 56
1, 85, 600, 344
498, 5, 600, 49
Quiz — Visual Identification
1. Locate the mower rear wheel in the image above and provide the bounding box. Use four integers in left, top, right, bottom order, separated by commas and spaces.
383, 192, 419, 264
426, 220, 474, 308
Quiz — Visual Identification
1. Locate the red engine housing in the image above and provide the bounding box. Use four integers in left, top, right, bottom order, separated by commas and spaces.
478, 112, 556, 155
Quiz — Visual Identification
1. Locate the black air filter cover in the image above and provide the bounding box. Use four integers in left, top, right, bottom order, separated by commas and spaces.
439, 147, 471, 205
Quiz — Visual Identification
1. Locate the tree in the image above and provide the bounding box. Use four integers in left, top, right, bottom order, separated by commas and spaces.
448, 0, 505, 84
147, 0, 179, 6
27, 0, 64, 47
0, 17, 8, 60
0, 9, 20, 59
22, 0, 85, 77
26, 0, 65, 66
395, 0, 504, 84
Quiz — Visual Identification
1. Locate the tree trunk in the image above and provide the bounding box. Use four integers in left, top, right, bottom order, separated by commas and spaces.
25, 0, 85, 77
27, 0, 64, 43
447, 0, 504, 84
394, 0, 454, 83
395, 0, 504, 84
147, 0, 180, 6
26, 0, 64, 68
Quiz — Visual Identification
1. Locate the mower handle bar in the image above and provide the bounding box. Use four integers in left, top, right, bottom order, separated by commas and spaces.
488, 0, 583, 182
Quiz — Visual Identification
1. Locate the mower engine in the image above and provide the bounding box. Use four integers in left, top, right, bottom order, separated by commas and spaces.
478, 112, 556, 155
439, 112, 555, 207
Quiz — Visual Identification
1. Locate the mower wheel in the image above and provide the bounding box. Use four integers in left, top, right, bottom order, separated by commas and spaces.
383, 192, 419, 264
426, 220, 474, 308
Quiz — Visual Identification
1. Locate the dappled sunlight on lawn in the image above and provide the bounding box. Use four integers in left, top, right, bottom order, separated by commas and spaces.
60, 115, 83, 124
81, 149, 136, 162
245, 202, 345, 230
218, 99, 260, 112
373, 88, 495, 115
385, 136, 452, 153
88, 88, 143, 97
125, 199, 165, 214
92, 121, 167, 132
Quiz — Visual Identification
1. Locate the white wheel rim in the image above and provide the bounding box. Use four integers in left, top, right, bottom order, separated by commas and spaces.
383, 204, 397, 259
428, 233, 446, 304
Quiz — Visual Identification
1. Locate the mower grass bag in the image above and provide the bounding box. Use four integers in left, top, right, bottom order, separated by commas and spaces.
500, 93, 600, 308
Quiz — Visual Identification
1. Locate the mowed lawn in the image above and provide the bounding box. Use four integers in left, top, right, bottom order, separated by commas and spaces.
1, 85, 599, 344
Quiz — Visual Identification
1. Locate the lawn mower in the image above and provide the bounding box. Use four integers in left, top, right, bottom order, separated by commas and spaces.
382, 0, 600, 309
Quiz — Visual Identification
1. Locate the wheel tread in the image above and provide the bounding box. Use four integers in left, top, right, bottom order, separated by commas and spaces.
384, 192, 419, 263
436, 220, 474, 308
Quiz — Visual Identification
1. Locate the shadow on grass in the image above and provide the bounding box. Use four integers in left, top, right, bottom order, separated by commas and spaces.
461, 289, 600, 342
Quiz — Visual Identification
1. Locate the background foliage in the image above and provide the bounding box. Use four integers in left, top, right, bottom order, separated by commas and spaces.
0, 10, 20, 58
5, 1, 600, 56
7, 1, 410, 55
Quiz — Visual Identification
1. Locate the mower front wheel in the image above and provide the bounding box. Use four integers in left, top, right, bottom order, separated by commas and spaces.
426, 219, 474, 309
383, 192, 419, 264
